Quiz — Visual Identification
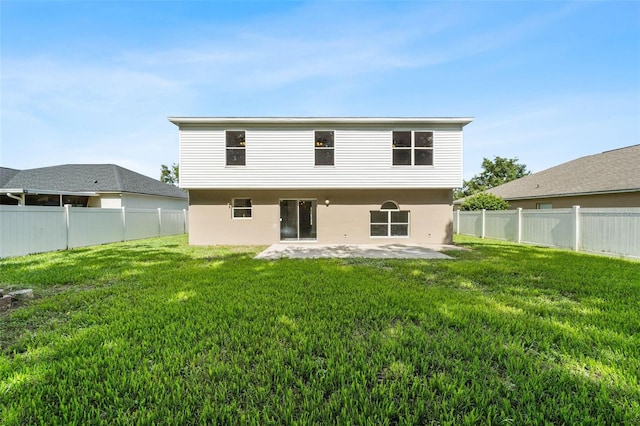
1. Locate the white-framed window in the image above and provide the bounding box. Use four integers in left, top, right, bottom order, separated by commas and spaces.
315, 131, 334, 166
392, 131, 433, 166
226, 130, 246, 166
232, 198, 252, 219
370, 201, 409, 237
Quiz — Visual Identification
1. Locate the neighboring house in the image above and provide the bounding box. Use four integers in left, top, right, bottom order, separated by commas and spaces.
470, 145, 640, 209
0, 164, 188, 210
169, 117, 473, 245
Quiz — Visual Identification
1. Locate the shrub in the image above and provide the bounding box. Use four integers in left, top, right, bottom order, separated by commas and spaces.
460, 192, 509, 211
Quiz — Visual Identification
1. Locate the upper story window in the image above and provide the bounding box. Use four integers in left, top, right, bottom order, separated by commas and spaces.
226, 131, 246, 166
232, 198, 252, 218
392, 131, 433, 166
315, 131, 334, 166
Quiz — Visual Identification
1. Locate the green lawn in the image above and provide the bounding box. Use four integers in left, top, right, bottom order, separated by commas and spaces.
1, 235, 638, 425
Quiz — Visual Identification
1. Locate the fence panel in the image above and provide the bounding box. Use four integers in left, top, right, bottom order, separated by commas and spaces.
455, 207, 639, 259
161, 210, 187, 236
1, 206, 188, 258
485, 210, 518, 241
580, 208, 640, 259
125, 209, 160, 240
0, 206, 67, 258
521, 209, 574, 249
458, 211, 483, 237
68, 208, 124, 249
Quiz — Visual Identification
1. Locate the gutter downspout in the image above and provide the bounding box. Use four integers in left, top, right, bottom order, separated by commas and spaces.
6, 193, 25, 206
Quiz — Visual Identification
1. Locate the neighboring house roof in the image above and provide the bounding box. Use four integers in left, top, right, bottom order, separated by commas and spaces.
0, 164, 187, 199
486, 144, 640, 201
0, 167, 21, 187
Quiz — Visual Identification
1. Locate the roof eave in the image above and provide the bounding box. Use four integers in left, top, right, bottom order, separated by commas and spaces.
119, 190, 187, 200
168, 116, 474, 127
1, 189, 100, 196
501, 187, 640, 201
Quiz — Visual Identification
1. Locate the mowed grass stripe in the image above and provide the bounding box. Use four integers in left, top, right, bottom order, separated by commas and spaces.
1, 235, 638, 425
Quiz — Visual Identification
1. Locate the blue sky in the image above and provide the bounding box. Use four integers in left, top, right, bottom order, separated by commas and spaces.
1, 0, 639, 181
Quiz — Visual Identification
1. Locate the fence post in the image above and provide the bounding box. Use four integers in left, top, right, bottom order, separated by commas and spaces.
481, 209, 486, 239
158, 208, 162, 236
517, 208, 522, 244
64, 205, 71, 249
455, 209, 460, 235
183, 209, 188, 234
121, 207, 126, 242
573, 205, 580, 252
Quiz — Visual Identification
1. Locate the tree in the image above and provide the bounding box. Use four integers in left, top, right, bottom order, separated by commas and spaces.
455, 156, 529, 199
460, 192, 509, 211
160, 163, 179, 185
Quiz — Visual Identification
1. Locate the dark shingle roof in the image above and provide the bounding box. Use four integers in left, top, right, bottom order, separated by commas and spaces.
487, 145, 640, 200
0, 167, 21, 187
0, 164, 187, 199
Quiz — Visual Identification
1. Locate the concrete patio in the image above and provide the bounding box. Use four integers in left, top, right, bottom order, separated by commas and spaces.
255, 243, 462, 260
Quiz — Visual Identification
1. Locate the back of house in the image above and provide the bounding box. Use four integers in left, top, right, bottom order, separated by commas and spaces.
170, 117, 472, 245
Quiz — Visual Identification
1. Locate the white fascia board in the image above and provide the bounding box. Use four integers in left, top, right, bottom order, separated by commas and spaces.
181, 185, 457, 190
2, 189, 100, 196
459, 187, 640, 203
504, 187, 640, 201
168, 117, 474, 127
119, 191, 187, 200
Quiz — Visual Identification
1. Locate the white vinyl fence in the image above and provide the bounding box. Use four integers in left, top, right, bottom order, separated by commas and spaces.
0, 206, 188, 258
454, 207, 639, 259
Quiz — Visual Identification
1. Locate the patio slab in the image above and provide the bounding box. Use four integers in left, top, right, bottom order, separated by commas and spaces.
255, 243, 462, 260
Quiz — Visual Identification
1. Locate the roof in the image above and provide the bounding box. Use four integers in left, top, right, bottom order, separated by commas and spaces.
486, 145, 640, 200
0, 167, 21, 187
168, 116, 474, 127
0, 164, 187, 199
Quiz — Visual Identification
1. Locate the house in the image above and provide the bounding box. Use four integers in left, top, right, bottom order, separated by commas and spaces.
480, 144, 640, 209
169, 117, 473, 245
0, 164, 188, 210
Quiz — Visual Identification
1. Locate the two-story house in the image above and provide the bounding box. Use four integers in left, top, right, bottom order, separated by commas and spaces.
169, 117, 472, 245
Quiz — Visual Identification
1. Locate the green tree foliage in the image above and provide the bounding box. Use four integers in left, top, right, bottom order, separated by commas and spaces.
160, 163, 179, 185
460, 192, 510, 211
455, 156, 529, 199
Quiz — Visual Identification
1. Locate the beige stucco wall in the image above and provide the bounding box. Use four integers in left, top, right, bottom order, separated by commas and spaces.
188, 189, 454, 245
506, 192, 640, 209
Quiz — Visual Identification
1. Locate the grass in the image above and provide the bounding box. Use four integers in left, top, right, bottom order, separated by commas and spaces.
0, 235, 638, 425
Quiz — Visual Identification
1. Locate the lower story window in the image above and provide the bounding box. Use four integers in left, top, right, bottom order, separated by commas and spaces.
232, 198, 252, 218
370, 201, 409, 237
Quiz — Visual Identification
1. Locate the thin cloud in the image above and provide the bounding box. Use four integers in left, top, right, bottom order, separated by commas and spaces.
1, 0, 637, 182
464, 91, 640, 177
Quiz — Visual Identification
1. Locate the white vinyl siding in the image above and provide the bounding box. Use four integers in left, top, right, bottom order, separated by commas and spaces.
179, 127, 224, 189
178, 123, 464, 189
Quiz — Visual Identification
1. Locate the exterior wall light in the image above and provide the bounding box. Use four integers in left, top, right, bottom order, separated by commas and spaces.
325, 199, 330, 206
